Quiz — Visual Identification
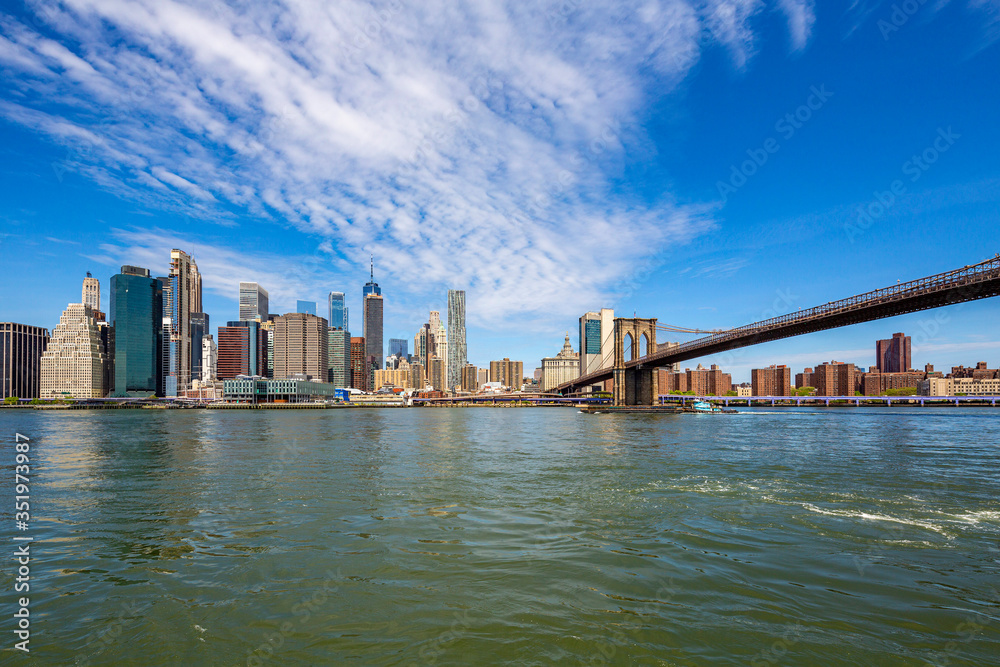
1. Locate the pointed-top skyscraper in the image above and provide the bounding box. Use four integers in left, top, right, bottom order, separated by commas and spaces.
362, 256, 383, 386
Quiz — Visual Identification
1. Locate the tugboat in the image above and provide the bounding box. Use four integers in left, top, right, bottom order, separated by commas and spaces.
691, 400, 737, 414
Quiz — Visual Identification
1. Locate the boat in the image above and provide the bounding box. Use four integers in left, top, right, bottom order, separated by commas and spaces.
691, 400, 737, 414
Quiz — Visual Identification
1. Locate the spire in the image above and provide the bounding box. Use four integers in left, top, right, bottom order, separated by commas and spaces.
370, 254, 374, 282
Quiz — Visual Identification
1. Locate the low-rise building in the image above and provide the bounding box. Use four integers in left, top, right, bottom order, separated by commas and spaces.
920, 377, 1000, 396
222, 377, 342, 403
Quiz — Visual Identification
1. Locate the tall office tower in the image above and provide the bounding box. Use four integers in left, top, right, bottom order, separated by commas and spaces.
188, 258, 202, 315
350, 337, 367, 390
202, 334, 217, 382
274, 313, 328, 380
477, 367, 489, 387
876, 333, 912, 373
163, 249, 194, 396
40, 304, 107, 398
578, 308, 615, 376
110, 266, 164, 397
364, 294, 384, 378
296, 300, 317, 316
447, 290, 467, 391
1, 323, 49, 399
260, 320, 275, 378
239, 282, 269, 322
82, 273, 100, 312
217, 320, 267, 379
409, 361, 426, 390
328, 292, 348, 330
461, 363, 478, 392
328, 328, 351, 387
190, 312, 209, 384
388, 338, 408, 361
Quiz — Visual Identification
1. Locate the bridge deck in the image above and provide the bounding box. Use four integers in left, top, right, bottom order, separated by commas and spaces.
559, 254, 1000, 393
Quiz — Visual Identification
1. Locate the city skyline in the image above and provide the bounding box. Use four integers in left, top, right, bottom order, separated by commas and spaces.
2, 3, 1000, 377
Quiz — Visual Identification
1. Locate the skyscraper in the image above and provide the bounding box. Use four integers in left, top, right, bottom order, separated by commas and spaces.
217, 320, 267, 379
362, 258, 384, 379
328, 292, 348, 330
447, 289, 467, 391
388, 338, 408, 361
40, 304, 107, 398
579, 308, 615, 376
202, 334, 217, 383
876, 333, 912, 373
82, 272, 100, 312
189, 312, 209, 385
274, 313, 329, 380
296, 300, 317, 316
188, 258, 202, 315
328, 328, 351, 387
1, 323, 49, 399
163, 249, 196, 396
350, 337, 367, 390
110, 266, 164, 397
239, 282, 269, 322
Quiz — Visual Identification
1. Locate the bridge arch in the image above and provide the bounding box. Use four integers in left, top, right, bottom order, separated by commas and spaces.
613, 317, 658, 406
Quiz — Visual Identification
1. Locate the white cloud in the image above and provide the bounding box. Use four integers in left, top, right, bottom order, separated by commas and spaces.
4, 0, 783, 326
777, 0, 816, 51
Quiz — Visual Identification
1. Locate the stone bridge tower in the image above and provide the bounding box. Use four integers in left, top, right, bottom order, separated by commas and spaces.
612, 317, 658, 406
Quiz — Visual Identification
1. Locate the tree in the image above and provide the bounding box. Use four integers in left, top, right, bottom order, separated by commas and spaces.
3, 396, 18, 405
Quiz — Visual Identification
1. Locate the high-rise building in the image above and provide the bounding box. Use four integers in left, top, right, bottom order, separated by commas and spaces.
409, 361, 426, 390
812, 361, 860, 396
201, 334, 217, 383
447, 290, 467, 390
82, 272, 100, 312
40, 304, 107, 398
328, 328, 351, 387
164, 249, 195, 396
188, 258, 202, 315
389, 338, 408, 361
260, 319, 275, 378
217, 320, 267, 379
541, 333, 580, 391
751, 365, 792, 397
273, 313, 328, 380
362, 256, 382, 299
1, 323, 49, 399
296, 300, 317, 316
328, 292, 348, 330
429, 357, 446, 391
239, 282, 269, 322
489, 358, 524, 390
350, 337, 367, 390
364, 294, 383, 379
579, 308, 615, 376
461, 363, 478, 392
477, 367, 489, 388
110, 266, 164, 397
876, 333, 912, 374
190, 312, 209, 384
796, 367, 814, 389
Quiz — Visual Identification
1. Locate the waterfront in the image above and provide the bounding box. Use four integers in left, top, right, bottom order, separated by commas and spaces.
1, 408, 999, 665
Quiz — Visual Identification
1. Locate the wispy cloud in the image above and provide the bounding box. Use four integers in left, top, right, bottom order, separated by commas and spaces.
777, 0, 816, 50
1, 0, 794, 325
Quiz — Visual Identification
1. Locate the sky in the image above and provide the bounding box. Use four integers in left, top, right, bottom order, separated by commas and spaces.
1, 0, 999, 382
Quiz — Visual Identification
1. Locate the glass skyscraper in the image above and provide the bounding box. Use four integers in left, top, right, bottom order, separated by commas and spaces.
190, 312, 209, 384
388, 338, 408, 360
447, 289, 467, 390
239, 282, 269, 321
296, 300, 317, 316
328, 292, 348, 330
110, 266, 163, 397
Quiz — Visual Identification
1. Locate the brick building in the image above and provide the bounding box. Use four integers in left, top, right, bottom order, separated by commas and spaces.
751, 365, 793, 396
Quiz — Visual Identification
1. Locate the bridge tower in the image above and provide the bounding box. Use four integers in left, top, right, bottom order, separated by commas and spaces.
612, 318, 658, 406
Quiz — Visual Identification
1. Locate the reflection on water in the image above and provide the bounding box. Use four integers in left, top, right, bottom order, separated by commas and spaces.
1, 407, 999, 665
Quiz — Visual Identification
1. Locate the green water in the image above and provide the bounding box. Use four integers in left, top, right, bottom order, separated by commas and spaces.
1, 407, 999, 666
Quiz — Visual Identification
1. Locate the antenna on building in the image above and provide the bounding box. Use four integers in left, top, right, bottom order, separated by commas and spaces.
370, 254, 374, 281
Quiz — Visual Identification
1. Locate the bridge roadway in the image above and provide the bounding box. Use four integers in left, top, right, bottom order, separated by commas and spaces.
558, 254, 1000, 393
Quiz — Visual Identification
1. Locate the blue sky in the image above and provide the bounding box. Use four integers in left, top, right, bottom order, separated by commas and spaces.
1, 0, 999, 381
